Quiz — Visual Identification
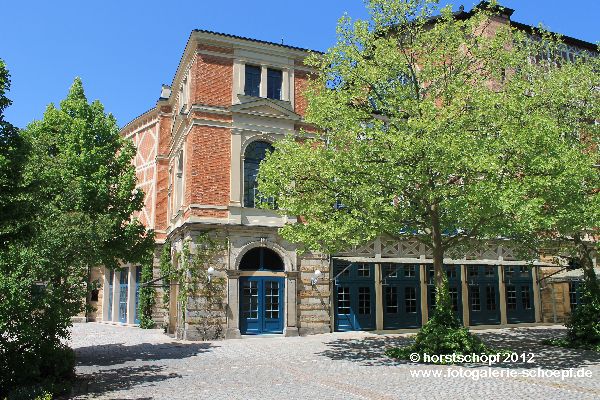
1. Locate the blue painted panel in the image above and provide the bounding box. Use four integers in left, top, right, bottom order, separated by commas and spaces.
467, 265, 501, 325
382, 264, 422, 329
118, 268, 128, 323
240, 277, 285, 335
333, 262, 376, 331
504, 266, 535, 323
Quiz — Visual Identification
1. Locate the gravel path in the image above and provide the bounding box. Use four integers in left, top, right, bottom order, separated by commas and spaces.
69, 323, 600, 400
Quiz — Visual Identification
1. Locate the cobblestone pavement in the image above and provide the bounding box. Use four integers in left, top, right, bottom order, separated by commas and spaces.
69, 323, 600, 400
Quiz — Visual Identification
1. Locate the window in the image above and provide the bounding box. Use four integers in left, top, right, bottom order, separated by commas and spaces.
446, 265, 457, 279
90, 289, 99, 302
244, 65, 261, 97
486, 286, 496, 310
569, 282, 579, 311
449, 287, 459, 312
358, 287, 371, 315
267, 68, 282, 100
243, 141, 274, 208
385, 287, 398, 314
404, 265, 416, 278
265, 281, 280, 319
337, 287, 350, 315
242, 281, 259, 319
405, 287, 417, 313
506, 286, 517, 310
470, 286, 481, 311
521, 285, 531, 310
383, 264, 398, 278
485, 266, 496, 277
357, 263, 371, 277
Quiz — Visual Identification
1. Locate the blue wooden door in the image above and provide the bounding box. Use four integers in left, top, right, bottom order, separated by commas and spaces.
334, 262, 376, 331
427, 265, 463, 323
118, 268, 129, 323
504, 266, 535, 323
107, 270, 113, 321
240, 277, 284, 334
382, 264, 421, 329
467, 265, 501, 325
134, 266, 142, 324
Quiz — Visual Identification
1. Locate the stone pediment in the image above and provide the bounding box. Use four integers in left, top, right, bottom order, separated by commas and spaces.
231, 97, 301, 121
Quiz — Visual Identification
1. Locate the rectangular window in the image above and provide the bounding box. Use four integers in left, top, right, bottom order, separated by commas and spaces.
385, 287, 398, 314
449, 287, 459, 312
337, 287, 350, 315
519, 266, 529, 278
470, 286, 481, 311
265, 281, 280, 319
521, 285, 531, 310
357, 263, 370, 277
404, 265, 416, 278
384, 264, 398, 278
267, 68, 282, 99
486, 285, 496, 311
468, 266, 478, 278
244, 65, 261, 97
569, 282, 579, 311
506, 285, 517, 310
429, 286, 436, 310
446, 265, 457, 279
405, 287, 417, 313
485, 266, 495, 277
242, 281, 259, 319
358, 287, 371, 315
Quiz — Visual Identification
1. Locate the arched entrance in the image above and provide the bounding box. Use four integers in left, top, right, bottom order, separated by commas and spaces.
239, 247, 285, 335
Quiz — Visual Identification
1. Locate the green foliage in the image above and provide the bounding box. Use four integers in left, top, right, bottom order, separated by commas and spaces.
159, 243, 172, 306
559, 267, 600, 351
138, 256, 157, 329
0, 77, 154, 396
386, 277, 492, 362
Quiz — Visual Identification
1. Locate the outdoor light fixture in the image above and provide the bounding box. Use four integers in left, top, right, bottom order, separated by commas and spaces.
207, 266, 216, 283
311, 270, 322, 286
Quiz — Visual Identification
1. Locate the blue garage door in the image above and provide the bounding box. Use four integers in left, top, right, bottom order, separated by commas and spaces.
382, 264, 421, 329
427, 265, 463, 323
240, 276, 284, 334
467, 265, 501, 325
505, 266, 535, 323
334, 262, 376, 331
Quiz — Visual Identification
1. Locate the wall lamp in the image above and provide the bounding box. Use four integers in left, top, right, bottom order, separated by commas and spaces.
311, 270, 322, 286
207, 266, 216, 283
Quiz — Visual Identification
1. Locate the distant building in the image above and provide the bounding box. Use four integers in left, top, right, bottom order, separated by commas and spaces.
88, 3, 598, 338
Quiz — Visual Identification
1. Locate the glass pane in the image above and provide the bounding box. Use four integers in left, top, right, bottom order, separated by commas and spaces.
468, 266, 478, 278
242, 281, 259, 319
337, 287, 350, 315
265, 281, 280, 319
486, 285, 496, 310
357, 264, 370, 277
405, 286, 417, 313
449, 287, 459, 312
244, 65, 261, 97
243, 141, 274, 208
485, 266, 495, 277
404, 265, 416, 278
521, 285, 531, 310
470, 286, 481, 311
506, 285, 517, 310
384, 264, 397, 278
267, 68, 282, 99
385, 286, 398, 314
358, 287, 370, 315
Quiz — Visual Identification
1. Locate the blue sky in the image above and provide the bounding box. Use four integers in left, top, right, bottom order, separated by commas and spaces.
1, 0, 598, 129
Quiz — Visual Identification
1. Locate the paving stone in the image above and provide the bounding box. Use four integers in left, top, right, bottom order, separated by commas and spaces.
69, 323, 600, 400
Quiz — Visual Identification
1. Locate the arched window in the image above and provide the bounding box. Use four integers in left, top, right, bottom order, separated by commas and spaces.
243, 140, 274, 208
239, 247, 284, 271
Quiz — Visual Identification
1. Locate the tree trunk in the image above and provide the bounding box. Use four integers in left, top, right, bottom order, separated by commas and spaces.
430, 203, 445, 288
573, 233, 600, 292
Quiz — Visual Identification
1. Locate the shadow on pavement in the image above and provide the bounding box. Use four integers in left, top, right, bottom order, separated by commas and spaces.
76, 341, 214, 366
317, 328, 600, 369
70, 342, 215, 398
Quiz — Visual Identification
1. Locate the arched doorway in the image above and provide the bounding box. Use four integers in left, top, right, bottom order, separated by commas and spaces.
239, 247, 285, 335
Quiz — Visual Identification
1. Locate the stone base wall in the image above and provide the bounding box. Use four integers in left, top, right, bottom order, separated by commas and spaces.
298, 253, 331, 335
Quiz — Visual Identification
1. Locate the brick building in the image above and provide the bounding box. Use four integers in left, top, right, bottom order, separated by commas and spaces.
89, 4, 598, 339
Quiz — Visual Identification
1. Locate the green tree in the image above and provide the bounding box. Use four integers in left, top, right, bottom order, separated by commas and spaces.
258, 0, 598, 355
0, 78, 154, 396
